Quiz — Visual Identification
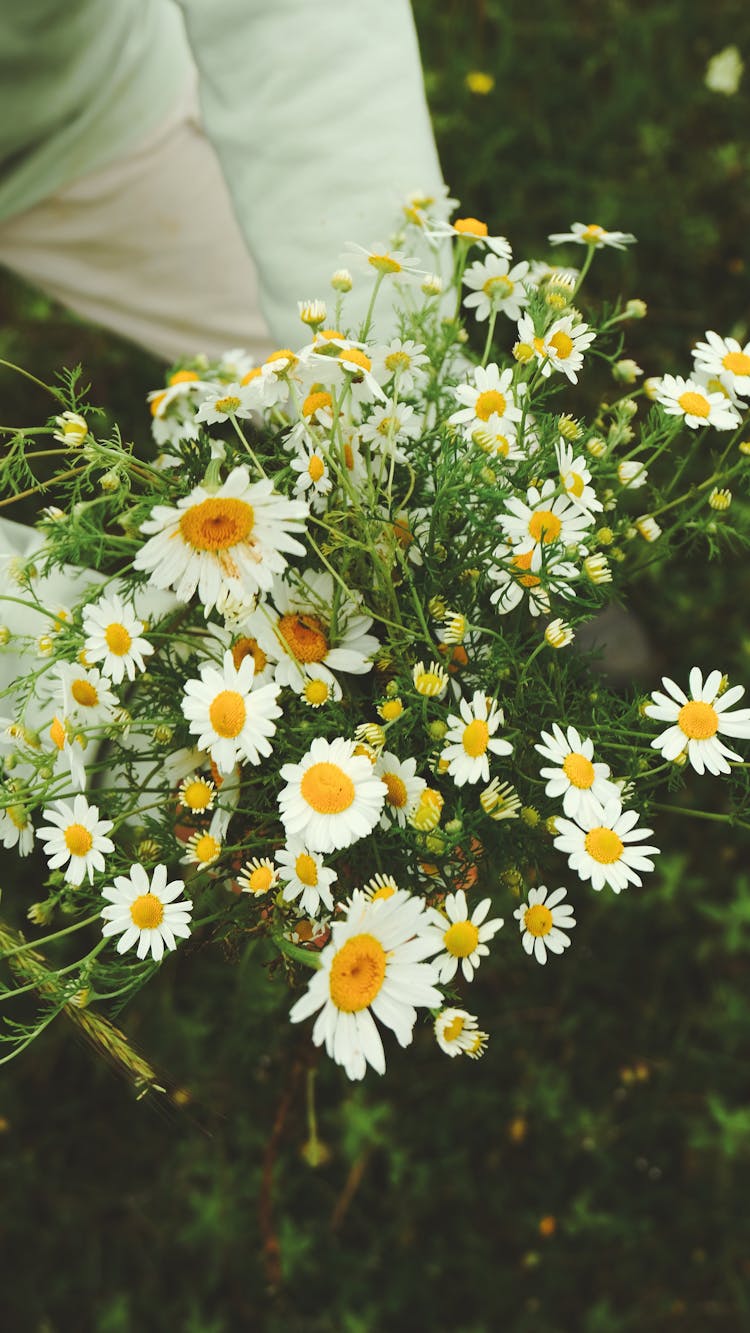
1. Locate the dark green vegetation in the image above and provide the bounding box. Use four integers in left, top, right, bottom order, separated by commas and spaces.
2, 2, 750, 1328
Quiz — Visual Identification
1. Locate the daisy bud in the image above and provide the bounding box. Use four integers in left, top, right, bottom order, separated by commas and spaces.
413, 660, 449, 698
586, 435, 608, 458
643, 376, 662, 400
612, 359, 643, 385
480, 778, 521, 821
136, 838, 161, 863
153, 723, 174, 744
545, 291, 568, 311
584, 553, 613, 584
635, 514, 662, 542
53, 411, 88, 446
545, 816, 559, 836
410, 787, 444, 831
617, 460, 648, 488
709, 487, 732, 510
99, 469, 121, 493
558, 414, 583, 441
596, 527, 615, 545
298, 298, 327, 328
40, 506, 66, 522
429, 595, 448, 619
739, 440, 750, 456
442, 612, 468, 644
27, 900, 55, 926
0, 626, 10, 645
513, 341, 535, 365
37, 634, 55, 657
704, 45, 744, 96
354, 722, 386, 750
625, 299, 648, 319
428, 720, 448, 741
672, 748, 688, 767
544, 618, 574, 649
330, 269, 352, 292
520, 806, 540, 827
421, 273, 443, 296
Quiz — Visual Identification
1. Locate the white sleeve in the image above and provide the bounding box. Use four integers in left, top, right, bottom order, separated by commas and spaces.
175, 0, 444, 343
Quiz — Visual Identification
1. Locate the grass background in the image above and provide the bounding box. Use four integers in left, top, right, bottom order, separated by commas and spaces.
2, 2, 750, 1329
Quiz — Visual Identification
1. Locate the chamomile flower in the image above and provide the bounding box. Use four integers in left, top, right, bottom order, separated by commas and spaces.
499, 479, 595, 554
692, 332, 750, 399
428, 216, 512, 259
237, 857, 279, 896
276, 840, 337, 915
100, 862, 193, 961
514, 885, 576, 964
441, 692, 513, 787
194, 381, 256, 424
653, 375, 741, 430
182, 830, 222, 868
54, 662, 118, 728
363, 873, 401, 902
371, 339, 430, 394
0, 803, 34, 856
278, 736, 387, 853
243, 570, 378, 691
289, 888, 442, 1080
516, 313, 596, 383
434, 1008, 489, 1058
548, 222, 636, 250
181, 649, 282, 776
449, 363, 522, 439
489, 541, 580, 617
462, 254, 530, 322
289, 444, 333, 507
134, 466, 308, 613
555, 440, 602, 513
480, 777, 521, 821
643, 667, 750, 774
347, 241, 425, 281
535, 724, 620, 823
82, 592, 154, 684
177, 773, 216, 813
553, 799, 659, 893
374, 751, 426, 827
47, 714, 87, 791
331, 343, 387, 403
427, 888, 504, 984
359, 402, 421, 458
295, 669, 343, 709
37, 794, 114, 886
412, 660, 450, 699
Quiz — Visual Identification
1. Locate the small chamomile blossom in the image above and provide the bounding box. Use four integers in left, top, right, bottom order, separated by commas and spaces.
412, 660, 449, 698
553, 799, 660, 894
548, 222, 636, 250
555, 440, 602, 513
346, 241, 425, 281
488, 541, 580, 617
514, 886, 576, 964
643, 667, 750, 775
237, 857, 279, 896
54, 662, 118, 728
182, 831, 222, 868
178, 773, 216, 813
428, 216, 512, 259
653, 375, 741, 431
47, 714, 87, 791
692, 332, 750, 399
276, 840, 337, 915
194, 381, 256, 424
426, 889, 504, 984
371, 339, 430, 394
181, 649, 282, 776
359, 402, 420, 459
500, 479, 595, 554
516, 313, 596, 384
289, 443, 333, 508
278, 736, 387, 854
295, 669, 343, 709
100, 862, 193, 962
449, 363, 522, 439
0, 804, 34, 856
363, 874, 400, 902
37, 794, 114, 886
374, 751, 426, 828
462, 254, 530, 322
617, 460, 649, 489
434, 1008, 489, 1058
535, 724, 620, 823
331, 343, 387, 403
441, 692, 513, 786
82, 592, 154, 684
480, 778, 521, 821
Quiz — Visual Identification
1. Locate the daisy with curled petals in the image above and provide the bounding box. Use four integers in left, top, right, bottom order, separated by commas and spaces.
347, 241, 425, 282
330, 343, 387, 404
553, 799, 659, 893
100, 862, 193, 962
133, 465, 308, 613
449, 363, 522, 439
374, 751, 426, 827
82, 592, 154, 684
653, 375, 741, 431
426, 888, 504, 984
371, 339, 429, 394
275, 840, 337, 915
289, 888, 442, 1080
500, 479, 595, 555
462, 253, 530, 323
643, 667, 750, 775
489, 541, 579, 617
426, 215, 512, 259
692, 332, 750, 399
434, 1008, 489, 1059
514, 885, 576, 965
278, 736, 387, 854
440, 692, 513, 787
37, 794, 114, 886
181, 649, 282, 776
548, 222, 636, 250
555, 440, 603, 513
535, 723, 620, 823
516, 313, 596, 384
237, 857, 279, 897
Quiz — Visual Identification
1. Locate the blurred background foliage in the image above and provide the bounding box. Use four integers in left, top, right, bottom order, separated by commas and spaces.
2, 1, 750, 1329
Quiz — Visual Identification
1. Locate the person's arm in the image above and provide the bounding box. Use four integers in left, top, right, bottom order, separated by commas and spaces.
176, 0, 444, 343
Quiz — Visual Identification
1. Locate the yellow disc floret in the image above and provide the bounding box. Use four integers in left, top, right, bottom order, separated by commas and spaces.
130, 894, 164, 929
444, 920, 480, 958
584, 827, 624, 864
329, 933, 387, 1011
179, 497, 254, 551
301, 762, 356, 814
677, 700, 719, 740
208, 690, 247, 739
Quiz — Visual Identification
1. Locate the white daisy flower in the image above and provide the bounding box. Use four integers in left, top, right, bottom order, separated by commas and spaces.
359, 402, 421, 459
555, 439, 603, 513
147, 369, 208, 421
499, 479, 595, 554
434, 1008, 489, 1058
329, 343, 387, 403
617, 460, 649, 489
177, 772, 216, 814
47, 714, 87, 791
370, 339, 430, 394
692, 331, 750, 400
295, 668, 343, 709
362, 873, 401, 902
449, 363, 522, 439
0, 803, 35, 856
181, 830, 222, 868
134, 466, 308, 614
514, 885, 576, 964
427, 888, 504, 984
181, 649, 282, 776
644, 667, 750, 775
289, 888, 442, 1080
462, 254, 530, 323
553, 799, 659, 893
412, 660, 450, 699
289, 444, 333, 508
441, 691, 512, 787
37, 794, 115, 886
426, 215, 512, 258
488, 542, 579, 617
346, 241, 426, 282
236, 857, 279, 896
516, 313, 596, 383
100, 862, 193, 962
194, 381, 256, 424
82, 592, 154, 684
535, 723, 620, 823
278, 735, 387, 854
53, 662, 118, 728
275, 840, 337, 916
653, 374, 741, 430
374, 751, 426, 828
548, 222, 636, 250
469, 420, 524, 464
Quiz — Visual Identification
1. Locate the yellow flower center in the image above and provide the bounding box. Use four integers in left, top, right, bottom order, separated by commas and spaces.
383, 772, 408, 808
722, 350, 750, 376
562, 468, 585, 497
278, 613, 329, 663
385, 351, 411, 373
50, 716, 66, 750
7, 805, 28, 830
208, 689, 247, 738
182, 779, 213, 811
214, 395, 241, 414
343, 442, 355, 470
329, 933, 387, 1012
412, 788, 443, 831
443, 1013, 465, 1042
248, 865, 273, 893
179, 497, 254, 551
377, 415, 400, 435
462, 718, 490, 757
524, 903, 553, 936
231, 636, 267, 674
130, 894, 164, 930
677, 699, 719, 740
71, 679, 98, 708
379, 698, 404, 721
582, 224, 606, 242
444, 919, 480, 957
368, 253, 402, 274
453, 217, 488, 237
549, 331, 574, 359
512, 549, 541, 588
265, 348, 297, 369
302, 390, 333, 418
528, 509, 562, 544
169, 370, 199, 386
370, 881, 397, 901
483, 275, 513, 298
677, 391, 710, 419
241, 367, 263, 385
300, 762, 356, 814
474, 389, 507, 421
64, 823, 93, 857
339, 348, 372, 374
193, 833, 220, 863
303, 678, 330, 706
295, 853, 319, 886
307, 455, 326, 483
562, 752, 595, 789
584, 827, 624, 864
104, 622, 132, 656
414, 668, 446, 697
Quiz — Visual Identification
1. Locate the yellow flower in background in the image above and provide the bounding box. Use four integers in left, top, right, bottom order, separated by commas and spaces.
465, 70, 495, 95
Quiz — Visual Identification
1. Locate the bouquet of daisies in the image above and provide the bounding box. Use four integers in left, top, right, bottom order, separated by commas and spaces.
1, 195, 749, 1083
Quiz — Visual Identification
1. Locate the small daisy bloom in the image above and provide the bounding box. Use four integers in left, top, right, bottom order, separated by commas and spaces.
462, 254, 530, 322
237, 857, 280, 896
555, 439, 602, 513
548, 222, 636, 250
521, 313, 597, 383
278, 736, 387, 853
692, 331, 750, 399
100, 862, 193, 962
617, 460, 648, 489
177, 772, 216, 814
449, 363, 522, 439
363, 873, 400, 902
500, 479, 595, 554
371, 339, 430, 394
427, 888, 504, 984
243, 570, 378, 691
329, 343, 387, 403
194, 381, 256, 424
643, 667, 750, 775
82, 592, 154, 684
374, 751, 426, 827
47, 714, 87, 791
289, 443, 333, 507
181, 649, 282, 776
289, 888, 442, 1080
134, 466, 308, 613
480, 777, 521, 821
182, 831, 222, 868
347, 241, 425, 282
441, 692, 513, 787
359, 402, 421, 459
37, 794, 115, 886
53, 411, 89, 445
553, 799, 659, 893
0, 804, 35, 856
653, 374, 741, 431
295, 668, 343, 709
434, 1008, 489, 1058
276, 840, 337, 915
54, 661, 118, 728
535, 723, 620, 823
514, 885, 576, 965
427, 216, 512, 259
489, 541, 579, 617
412, 659, 449, 699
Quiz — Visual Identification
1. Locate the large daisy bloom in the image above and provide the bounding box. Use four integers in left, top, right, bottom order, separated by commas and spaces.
275, 840, 337, 915
500, 479, 595, 555
181, 649, 282, 776
692, 331, 750, 399
548, 222, 636, 250
434, 1008, 489, 1059
514, 885, 576, 965
462, 254, 530, 323
37, 794, 114, 886
449, 363, 522, 439
427, 889, 504, 984
278, 736, 387, 853
82, 592, 154, 684
535, 724, 620, 823
289, 889, 442, 1080
440, 691, 513, 786
134, 466, 308, 613
374, 751, 426, 827
653, 375, 741, 431
553, 799, 659, 893
100, 862, 193, 962
516, 313, 596, 383
643, 667, 750, 775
